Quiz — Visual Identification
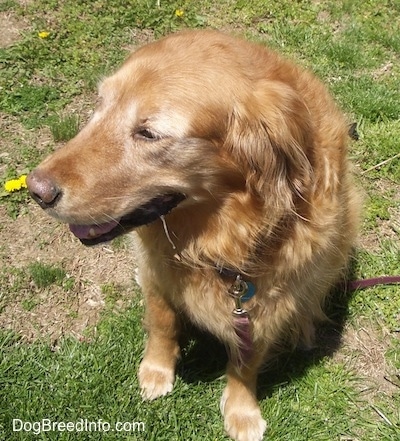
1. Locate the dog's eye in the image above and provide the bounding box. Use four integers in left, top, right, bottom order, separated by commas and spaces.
135, 128, 158, 141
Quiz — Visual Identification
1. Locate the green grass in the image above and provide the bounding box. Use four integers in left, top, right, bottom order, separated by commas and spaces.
101, 283, 126, 309
28, 262, 67, 289
0, 0, 399, 440
0, 186, 30, 220
0, 314, 398, 440
0, 262, 74, 314
49, 114, 80, 142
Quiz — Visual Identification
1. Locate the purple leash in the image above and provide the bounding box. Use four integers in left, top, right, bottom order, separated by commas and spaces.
226, 272, 400, 368
345, 276, 400, 292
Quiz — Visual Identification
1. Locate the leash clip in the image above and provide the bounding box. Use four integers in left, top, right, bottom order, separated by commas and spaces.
228, 275, 249, 315
228, 274, 253, 368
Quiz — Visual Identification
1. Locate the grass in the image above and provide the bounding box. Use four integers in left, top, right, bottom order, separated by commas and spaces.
49, 114, 80, 143
1, 314, 398, 441
0, 262, 74, 314
28, 262, 67, 289
0, 0, 399, 440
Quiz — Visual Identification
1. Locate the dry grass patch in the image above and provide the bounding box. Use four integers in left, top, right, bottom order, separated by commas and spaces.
0, 202, 138, 343
336, 323, 398, 397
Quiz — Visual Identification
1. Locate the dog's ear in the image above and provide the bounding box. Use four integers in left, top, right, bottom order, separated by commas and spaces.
225, 80, 314, 198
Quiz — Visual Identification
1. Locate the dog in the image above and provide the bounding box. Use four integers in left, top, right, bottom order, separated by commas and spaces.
27, 30, 360, 441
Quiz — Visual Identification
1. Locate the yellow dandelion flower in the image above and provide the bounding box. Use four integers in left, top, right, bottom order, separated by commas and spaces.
175, 9, 184, 18
38, 31, 50, 39
4, 175, 28, 193
19, 174, 27, 187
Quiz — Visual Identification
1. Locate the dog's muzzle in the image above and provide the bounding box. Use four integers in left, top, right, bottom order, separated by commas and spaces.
69, 193, 186, 246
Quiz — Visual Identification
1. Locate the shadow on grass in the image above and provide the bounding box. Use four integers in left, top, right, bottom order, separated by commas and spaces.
177, 326, 228, 383
177, 260, 359, 399
257, 288, 353, 401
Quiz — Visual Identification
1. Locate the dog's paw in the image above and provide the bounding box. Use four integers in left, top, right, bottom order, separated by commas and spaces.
223, 410, 267, 441
138, 360, 175, 401
220, 388, 267, 441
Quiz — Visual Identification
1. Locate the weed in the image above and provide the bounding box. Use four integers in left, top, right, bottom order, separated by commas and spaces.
49, 114, 80, 142
28, 262, 67, 289
0, 174, 29, 220
134, 2, 207, 35
0, 0, 17, 12
0, 143, 54, 219
21, 297, 38, 312
101, 283, 124, 308
111, 235, 130, 252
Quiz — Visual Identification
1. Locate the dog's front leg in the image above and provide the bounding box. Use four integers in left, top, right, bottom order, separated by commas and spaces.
138, 291, 181, 400
221, 349, 267, 441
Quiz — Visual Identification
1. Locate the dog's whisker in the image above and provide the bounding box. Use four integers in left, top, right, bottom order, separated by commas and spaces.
102, 196, 131, 201
102, 212, 120, 224
160, 215, 177, 250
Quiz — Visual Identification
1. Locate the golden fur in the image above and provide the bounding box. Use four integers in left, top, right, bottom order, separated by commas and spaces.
27, 30, 360, 441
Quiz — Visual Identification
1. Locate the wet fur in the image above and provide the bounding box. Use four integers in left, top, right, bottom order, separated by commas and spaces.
29, 31, 360, 441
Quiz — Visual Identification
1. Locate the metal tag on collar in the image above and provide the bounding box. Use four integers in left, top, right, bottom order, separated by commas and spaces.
241, 281, 256, 302
228, 274, 256, 306
228, 275, 249, 315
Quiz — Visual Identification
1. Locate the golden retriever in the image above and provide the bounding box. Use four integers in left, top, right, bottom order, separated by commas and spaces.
27, 30, 360, 441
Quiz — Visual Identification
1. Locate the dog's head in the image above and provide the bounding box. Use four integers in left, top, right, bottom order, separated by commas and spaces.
27, 30, 314, 245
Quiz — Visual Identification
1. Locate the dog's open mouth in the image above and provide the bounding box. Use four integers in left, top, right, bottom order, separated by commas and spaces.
69, 193, 185, 246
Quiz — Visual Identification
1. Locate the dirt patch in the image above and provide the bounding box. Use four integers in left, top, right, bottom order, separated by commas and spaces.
358, 178, 400, 253
360, 214, 400, 254
372, 61, 394, 80
128, 28, 155, 50
0, 202, 138, 342
0, 11, 29, 48
335, 323, 399, 398
0, 113, 54, 177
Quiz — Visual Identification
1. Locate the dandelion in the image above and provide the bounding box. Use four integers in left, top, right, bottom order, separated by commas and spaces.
175, 9, 184, 18
4, 175, 27, 193
38, 31, 50, 39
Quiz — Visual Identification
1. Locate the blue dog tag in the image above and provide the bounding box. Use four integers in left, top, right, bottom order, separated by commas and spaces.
241, 281, 256, 302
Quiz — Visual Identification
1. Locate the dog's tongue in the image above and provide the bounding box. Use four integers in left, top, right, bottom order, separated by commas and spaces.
69, 220, 119, 239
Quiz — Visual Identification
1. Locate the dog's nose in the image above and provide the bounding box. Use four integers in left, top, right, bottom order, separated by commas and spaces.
27, 169, 61, 209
